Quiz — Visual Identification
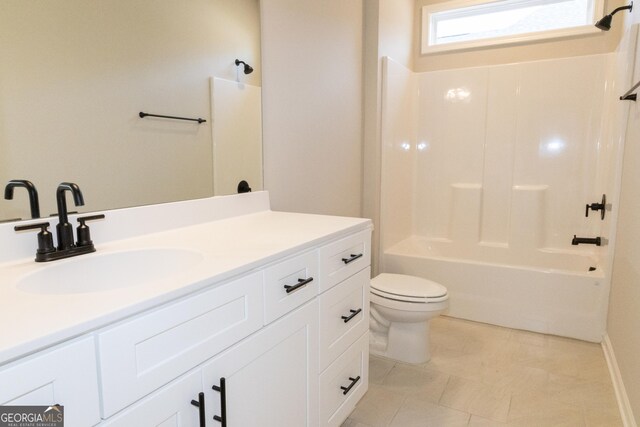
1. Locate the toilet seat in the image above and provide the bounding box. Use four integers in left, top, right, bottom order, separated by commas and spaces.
371, 273, 448, 303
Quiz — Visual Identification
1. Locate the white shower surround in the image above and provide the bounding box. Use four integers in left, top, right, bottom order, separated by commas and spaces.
380, 54, 623, 342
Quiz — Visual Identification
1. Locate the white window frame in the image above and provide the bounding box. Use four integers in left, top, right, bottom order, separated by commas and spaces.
421, 0, 604, 54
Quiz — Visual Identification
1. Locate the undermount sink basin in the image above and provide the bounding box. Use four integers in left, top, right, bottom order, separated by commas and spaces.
17, 248, 204, 295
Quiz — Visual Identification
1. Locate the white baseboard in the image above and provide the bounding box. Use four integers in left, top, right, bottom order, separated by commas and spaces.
602, 333, 637, 427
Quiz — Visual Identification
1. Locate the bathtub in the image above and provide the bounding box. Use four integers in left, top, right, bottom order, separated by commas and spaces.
382, 237, 608, 342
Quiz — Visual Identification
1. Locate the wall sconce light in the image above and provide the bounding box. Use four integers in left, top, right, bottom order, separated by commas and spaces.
595, 2, 633, 31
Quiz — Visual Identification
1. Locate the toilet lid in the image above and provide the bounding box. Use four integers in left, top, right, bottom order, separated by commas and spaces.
371, 273, 447, 302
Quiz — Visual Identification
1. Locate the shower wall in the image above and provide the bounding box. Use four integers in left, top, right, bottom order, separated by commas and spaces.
380, 57, 417, 251
379, 54, 625, 340
382, 54, 618, 260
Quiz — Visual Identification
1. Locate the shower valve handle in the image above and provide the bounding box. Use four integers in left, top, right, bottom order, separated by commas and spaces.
585, 194, 606, 220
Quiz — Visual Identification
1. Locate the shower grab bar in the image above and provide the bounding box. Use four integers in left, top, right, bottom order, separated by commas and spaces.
619, 79, 640, 101
139, 112, 207, 124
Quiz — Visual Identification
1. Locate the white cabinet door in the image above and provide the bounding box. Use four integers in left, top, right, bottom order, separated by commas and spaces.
100, 370, 202, 427
202, 300, 319, 427
98, 272, 263, 417
0, 337, 100, 427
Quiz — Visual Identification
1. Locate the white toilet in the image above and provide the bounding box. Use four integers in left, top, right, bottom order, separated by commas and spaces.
369, 273, 449, 364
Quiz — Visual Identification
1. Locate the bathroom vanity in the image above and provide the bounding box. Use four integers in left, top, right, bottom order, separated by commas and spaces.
0, 192, 372, 427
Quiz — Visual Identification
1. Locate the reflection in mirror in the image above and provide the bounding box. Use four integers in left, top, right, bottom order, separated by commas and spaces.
211, 77, 262, 195
0, 0, 262, 223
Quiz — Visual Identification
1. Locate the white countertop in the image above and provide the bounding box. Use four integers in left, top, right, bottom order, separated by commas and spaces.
0, 206, 371, 365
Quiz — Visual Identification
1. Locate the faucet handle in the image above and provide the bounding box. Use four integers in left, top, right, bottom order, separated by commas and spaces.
76, 214, 105, 247
14, 222, 55, 255
585, 194, 607, 220
77, 214, 105, 222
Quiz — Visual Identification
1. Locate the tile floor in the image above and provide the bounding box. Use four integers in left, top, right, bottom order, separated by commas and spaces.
342, 316, 622, 427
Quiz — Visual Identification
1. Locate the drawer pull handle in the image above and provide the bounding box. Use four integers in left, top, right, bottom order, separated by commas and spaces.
340, 376, 361, 395
190, 392, 206, 427
212, 377, 227, 426
284, 277, 313, 294
341, 253, 363, 264
341, 308, 362, 323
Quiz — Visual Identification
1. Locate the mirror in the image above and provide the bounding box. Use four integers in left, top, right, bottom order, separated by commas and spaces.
0, 0, 262, 222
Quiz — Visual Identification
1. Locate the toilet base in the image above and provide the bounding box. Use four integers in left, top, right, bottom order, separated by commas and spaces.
370, 320, 431, 364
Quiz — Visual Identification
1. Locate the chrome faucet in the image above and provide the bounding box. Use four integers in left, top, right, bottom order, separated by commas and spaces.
56, 182, 85, 250
4, 179, 40, 219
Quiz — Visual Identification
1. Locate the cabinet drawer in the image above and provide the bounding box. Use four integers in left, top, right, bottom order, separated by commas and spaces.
319, 267, 370, 370
100, 370, 201, 427
98, 272, 264, 417
264, 250, 318, 323
318, 230, 371, 292
0, 337, 100, 427
319, 332, 369, 427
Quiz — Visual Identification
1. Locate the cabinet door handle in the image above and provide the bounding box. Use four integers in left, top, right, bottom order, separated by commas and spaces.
190, 392, 206, 427
284, 277, 313, 294
340, 376, 361, 395
212, 377, 227, 426
341, 253, 363, 264
341, 308, 362, 323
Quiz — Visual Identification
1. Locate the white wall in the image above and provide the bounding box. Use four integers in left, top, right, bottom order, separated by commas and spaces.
608, 10, 640, 424
260, 0, 363, 217
363, 0, 416, 273
379, 58, 416, 252
379, 0, 415, 69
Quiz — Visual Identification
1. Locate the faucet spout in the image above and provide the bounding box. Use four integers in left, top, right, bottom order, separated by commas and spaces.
56, 182, 85, 250
4, 179, 40, 219
571, 235, 602, 246
14, 183, 102, 262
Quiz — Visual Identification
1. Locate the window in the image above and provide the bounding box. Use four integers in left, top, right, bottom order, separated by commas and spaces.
421, 0, 603, 53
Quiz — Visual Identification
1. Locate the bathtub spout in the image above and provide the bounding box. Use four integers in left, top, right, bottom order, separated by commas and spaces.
572, 235, 602, 246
